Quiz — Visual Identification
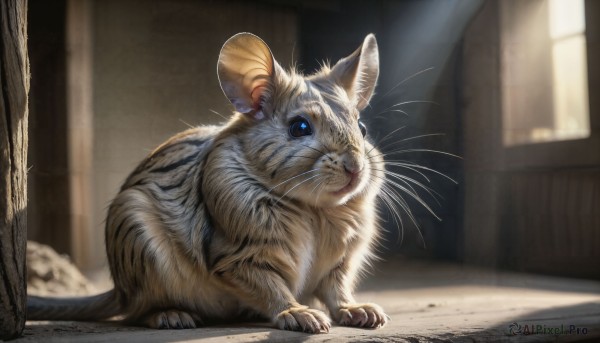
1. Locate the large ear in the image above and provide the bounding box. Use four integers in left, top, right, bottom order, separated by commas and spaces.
330, 34, 379, 111
217, 33, 278, 119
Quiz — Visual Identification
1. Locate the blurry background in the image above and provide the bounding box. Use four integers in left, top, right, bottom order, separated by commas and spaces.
27, 0, 599, 281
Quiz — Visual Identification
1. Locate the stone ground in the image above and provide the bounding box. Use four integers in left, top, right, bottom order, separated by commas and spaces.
17, 258, 600, 343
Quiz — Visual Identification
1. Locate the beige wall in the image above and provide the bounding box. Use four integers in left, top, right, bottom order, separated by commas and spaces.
87, 0, 298, 271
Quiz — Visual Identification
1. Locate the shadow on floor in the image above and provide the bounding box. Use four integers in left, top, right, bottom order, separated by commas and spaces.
458, 301, 600, 343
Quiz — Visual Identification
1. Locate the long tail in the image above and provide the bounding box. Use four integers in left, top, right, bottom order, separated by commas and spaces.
27, 289, 121, 321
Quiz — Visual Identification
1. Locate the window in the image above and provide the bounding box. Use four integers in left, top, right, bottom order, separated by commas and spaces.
501, 0, 589, 146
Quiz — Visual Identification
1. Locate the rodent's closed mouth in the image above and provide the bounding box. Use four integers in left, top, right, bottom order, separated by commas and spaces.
332, 172, 361, 196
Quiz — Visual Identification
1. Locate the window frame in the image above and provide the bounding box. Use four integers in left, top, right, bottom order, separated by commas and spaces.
500, 0, 599, 170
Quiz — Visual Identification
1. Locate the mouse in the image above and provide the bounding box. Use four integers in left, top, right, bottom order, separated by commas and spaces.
28, 32, 388, 334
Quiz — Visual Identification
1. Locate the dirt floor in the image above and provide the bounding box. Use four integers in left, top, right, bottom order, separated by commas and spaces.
19, 257, 600, 343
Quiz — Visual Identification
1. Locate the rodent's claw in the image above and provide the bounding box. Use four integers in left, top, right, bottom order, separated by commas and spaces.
275, 307, 331, 333
337, 303, 387, 329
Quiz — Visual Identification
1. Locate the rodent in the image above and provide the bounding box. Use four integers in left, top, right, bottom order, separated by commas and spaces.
28, 32, 388, 333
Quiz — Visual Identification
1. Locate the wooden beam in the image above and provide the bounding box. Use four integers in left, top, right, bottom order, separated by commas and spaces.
0, 0, 29, 339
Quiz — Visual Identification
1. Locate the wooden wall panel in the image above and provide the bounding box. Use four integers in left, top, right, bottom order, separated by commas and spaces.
27, 0, 71, 254
462, 0, 600, 279
501, 171, 600, 278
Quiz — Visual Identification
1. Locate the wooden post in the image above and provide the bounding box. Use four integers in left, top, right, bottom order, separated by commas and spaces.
66, 0, 94, 270
0, 0, 29, 339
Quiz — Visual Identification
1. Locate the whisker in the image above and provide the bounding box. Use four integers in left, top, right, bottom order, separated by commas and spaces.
178, 119, 195, 129
369, 148, 462, 160
314, 178, 328, 205
275, 173, 321, 204
208, 109, 229, 121
378, 183, 405, 220
384, 161, 458, 184
379, 168, 443, 206
265, 154, 316, 170
367, 126, 407, 155
377, 100, 439, 115
370, 67, 435, 107
376, 186, 404, 244
300, 144, 328, 159
286, 155, 316, 160
371, 108, 410, 118
268, 169, 320, 194
379, 182, 418, 245
395, 133, 446, 144
371, 115, 390, 121
376, 133, 446, 154
373, 162, 430, 183
371, 172, 440, 221
308, 177, 326, 198
376, 176, 417, 218
379, 181, 427, 248
390, 179, 441, 220
373, 168, 420, 200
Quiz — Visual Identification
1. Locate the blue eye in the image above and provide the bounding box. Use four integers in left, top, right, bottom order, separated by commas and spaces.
289, 117, 313, 137
359, 121, 367, 137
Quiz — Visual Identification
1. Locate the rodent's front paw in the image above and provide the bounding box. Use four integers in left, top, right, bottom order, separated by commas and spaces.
143, 310, 201, 329
337, 303, 388, 329
275, 306, 331, 333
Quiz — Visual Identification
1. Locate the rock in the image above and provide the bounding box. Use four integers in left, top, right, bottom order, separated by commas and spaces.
27, 241, 96, 296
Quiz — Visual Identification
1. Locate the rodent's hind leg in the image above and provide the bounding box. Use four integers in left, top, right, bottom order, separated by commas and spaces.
141, 309, 203, 329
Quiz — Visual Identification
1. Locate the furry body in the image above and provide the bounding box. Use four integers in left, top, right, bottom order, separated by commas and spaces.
28, 33, 388, 333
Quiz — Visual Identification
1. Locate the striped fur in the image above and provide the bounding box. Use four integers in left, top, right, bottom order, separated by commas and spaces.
28, 33, 388, 333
